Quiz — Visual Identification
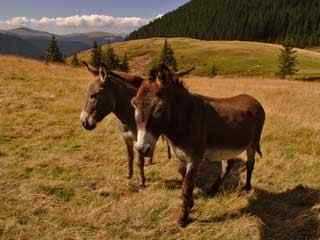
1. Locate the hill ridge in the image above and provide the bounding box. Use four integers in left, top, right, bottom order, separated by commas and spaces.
128, 0, 320, 47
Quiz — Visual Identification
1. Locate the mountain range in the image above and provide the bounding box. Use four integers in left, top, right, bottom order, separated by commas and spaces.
0, 27, 124, 59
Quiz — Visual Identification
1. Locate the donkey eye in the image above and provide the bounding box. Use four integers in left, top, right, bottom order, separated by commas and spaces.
153, 106, 164, 119
90, 93, 98, 99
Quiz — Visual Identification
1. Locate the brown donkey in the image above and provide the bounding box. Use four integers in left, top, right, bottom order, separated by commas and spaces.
80, 62, 193, 186
131, 64, 265, 226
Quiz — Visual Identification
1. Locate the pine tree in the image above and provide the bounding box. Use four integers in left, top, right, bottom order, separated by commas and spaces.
277, 42, 299, 79
71, 52, 80, 67
46, 36, 63, 63
159, 39, 177, 71
102, 46, 120, 70
90, 41, 102, 68
119, 53, 130, 72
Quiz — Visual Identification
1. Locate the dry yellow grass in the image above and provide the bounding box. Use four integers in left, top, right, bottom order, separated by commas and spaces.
1, 55, 320, 239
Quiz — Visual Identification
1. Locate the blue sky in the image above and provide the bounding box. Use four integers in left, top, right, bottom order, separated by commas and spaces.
0, 0, 189, 34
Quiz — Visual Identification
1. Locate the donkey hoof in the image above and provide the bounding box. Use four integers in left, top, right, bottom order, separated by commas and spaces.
145, 161, 154, 166
240, 186, 253, 196
178, 218, 188, 228
188, 200, 194, 210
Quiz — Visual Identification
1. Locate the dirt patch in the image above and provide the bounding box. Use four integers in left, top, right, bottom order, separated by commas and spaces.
129, 55, 152, 76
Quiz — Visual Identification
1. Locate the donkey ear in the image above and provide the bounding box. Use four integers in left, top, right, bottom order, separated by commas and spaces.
176, 66, 195, 77
82, 61, 99, 76
158, 63, 173, 86
99, 66, 108, 83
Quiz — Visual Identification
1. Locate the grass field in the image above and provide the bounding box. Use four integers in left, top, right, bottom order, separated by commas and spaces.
1, 55, 320, 239
78, 38, 320, 79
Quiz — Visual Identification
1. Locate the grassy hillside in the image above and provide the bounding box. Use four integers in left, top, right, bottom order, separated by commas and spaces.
78, 38, 320, 79
1, 56, 320, 239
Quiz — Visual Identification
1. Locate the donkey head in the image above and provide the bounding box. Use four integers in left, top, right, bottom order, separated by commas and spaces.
80, 62, 117, 130
131, 63, 184, 156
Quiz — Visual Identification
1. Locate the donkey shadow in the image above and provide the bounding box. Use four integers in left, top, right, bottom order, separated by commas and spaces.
196, 160, 320, 239
203, 185, 320, 240
163, 160, 320, 239
163, 158, 245, 193
245, 186, 320, 240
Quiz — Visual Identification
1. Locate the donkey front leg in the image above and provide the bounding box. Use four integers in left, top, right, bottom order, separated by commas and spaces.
124, 137, 134, 179
178, 161, 199, 227
138, 154, 146, 187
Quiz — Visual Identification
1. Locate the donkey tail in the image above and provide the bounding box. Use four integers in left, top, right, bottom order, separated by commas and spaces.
254, 107, 265, 158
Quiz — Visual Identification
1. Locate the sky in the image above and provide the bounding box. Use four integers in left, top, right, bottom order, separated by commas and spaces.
0, 0, 189, 34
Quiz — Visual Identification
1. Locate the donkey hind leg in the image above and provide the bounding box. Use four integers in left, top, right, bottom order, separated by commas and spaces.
147, 148, 155, 165
138, 154, 146, 187
210, 159, 234, 194
166, 138, 172, 160
242, 146, 256, 193
178, 161, 199, 227
178, 160, 187, 181
124, 137, 134, 179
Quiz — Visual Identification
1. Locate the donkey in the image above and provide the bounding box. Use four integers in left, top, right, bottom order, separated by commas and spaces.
80, 62, 193, 186
131, 64, 265, 226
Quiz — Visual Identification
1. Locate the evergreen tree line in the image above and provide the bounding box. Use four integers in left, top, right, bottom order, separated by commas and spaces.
128, 0, 320, 47
89, 41, 129, 72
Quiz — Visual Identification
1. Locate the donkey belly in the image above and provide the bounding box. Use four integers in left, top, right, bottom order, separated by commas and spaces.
204, 148, 246, 161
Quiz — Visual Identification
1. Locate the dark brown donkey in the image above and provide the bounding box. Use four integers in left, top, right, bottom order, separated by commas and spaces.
80, 62, 193, 186
131, 64, 265, 227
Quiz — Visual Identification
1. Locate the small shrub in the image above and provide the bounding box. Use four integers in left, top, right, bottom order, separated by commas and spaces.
209, 62, 218, 77
277, 42, 299, 79
70, 52, 80, 67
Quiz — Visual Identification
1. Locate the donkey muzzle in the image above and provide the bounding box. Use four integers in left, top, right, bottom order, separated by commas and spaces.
80, 111, 96, 131
135, 143, 152, 156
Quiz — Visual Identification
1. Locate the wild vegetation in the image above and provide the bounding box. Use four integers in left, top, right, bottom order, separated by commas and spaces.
277, 42, 299, 79
78, 38, 320, 79
128, 0, 320, 47
89, 41, 130, 72
149, 39, 178, 71
1, 55, 319, 239
45, 36, 64, 63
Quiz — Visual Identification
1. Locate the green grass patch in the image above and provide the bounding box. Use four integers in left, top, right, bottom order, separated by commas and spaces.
38, 185, 75, 202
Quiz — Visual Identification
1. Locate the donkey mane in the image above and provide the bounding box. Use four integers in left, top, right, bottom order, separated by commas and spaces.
82, 61, 143, 90
107, 70, 141, 91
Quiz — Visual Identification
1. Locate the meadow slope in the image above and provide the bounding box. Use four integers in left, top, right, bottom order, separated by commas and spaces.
78, 38, 320, 79
1, 56, 320, 239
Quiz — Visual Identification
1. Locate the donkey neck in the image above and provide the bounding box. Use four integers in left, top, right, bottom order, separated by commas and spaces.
165, 89, 207, 152
110, 79, 137, 128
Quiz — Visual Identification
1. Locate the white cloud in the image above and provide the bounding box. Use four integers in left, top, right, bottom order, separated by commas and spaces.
0, 14, 149, 33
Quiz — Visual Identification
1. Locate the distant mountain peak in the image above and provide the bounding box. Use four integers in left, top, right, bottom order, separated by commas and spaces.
0, 27, 123, 59
8, 27, 53, 39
